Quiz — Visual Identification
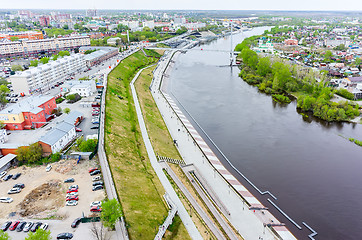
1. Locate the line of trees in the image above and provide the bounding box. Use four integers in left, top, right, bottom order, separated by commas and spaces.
236, 38, 360, 122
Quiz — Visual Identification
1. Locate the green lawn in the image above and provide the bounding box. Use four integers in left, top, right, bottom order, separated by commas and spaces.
105, 51, 168, 239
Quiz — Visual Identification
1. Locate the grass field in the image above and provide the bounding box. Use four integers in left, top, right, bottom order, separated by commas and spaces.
105, 51, 168, 239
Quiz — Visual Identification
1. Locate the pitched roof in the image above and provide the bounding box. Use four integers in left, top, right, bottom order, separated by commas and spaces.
0, 95, 54, 115
39, 122, 74, 146
63, 111, 83, 125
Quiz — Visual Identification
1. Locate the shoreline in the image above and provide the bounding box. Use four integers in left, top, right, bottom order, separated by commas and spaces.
150, 49, 298, 240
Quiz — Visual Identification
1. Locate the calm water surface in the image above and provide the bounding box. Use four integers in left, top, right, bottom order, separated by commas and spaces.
168, 27, 362, 240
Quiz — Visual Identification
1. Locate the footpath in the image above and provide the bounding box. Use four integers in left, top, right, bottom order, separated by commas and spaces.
130, 65, 203, 240
150, 50, 298, 240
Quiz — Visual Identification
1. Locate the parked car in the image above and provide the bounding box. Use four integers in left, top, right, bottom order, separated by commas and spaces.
0, 197, 13, 203
64, 178, 74, 183
89, 168, 98, 173
66, 196, 79, 201
0, 171, 7, 179
92, 181, 103, 186
66, 200, 78, 206
66, 192, 78, 198
66, 189, 78, 194
92, 176, 101, 181
92, 185, 103, 191
90, 170, 101, 176
23, 222, 33, 232
71, 218, 81, 228
92, 112, 99, 116
90, 125, 99, 129
90, 206, 102, 212
13, 183, 25, 189
39, 223, 48, 230
12, 173, 21, 180
68, 184, 78, 190
8, 188, 21, 194
3, 174, 13, 181
0, 221, 12, 231
92, 120, 100, 124
90, 201, 102, 208
30, 222, 42, 232
9, 221, 20, 231
57, 232, 73, 239
75, 127, 82, 132
46, 164, 52, 172
16, 221, 26, 232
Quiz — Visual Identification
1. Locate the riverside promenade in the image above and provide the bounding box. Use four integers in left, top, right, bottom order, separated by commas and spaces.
150, 50, 298, 240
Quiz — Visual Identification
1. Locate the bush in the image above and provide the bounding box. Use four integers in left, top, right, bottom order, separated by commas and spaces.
336, 89, 355, 100
77, 137, 98, 152
17, 143, 43, 165
272, 94, 291, 103
56, 97, 65, 104
66, 93, 81, 103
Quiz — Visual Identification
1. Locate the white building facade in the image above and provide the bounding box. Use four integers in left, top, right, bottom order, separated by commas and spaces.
10, 54, 86, 95
62, 80, 96, 97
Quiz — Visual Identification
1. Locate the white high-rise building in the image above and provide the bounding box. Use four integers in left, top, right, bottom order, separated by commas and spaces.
10, 54, 86, 95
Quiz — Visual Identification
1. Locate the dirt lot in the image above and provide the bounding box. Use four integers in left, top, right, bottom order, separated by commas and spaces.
0, 158, 106, 222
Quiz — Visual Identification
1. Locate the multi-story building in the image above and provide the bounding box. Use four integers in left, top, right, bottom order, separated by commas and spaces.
0, 36, 91, 58
39, 16, 51, 27
10, 54, 86, 95
0, 31, 43, 41
80, 46, 118, 67
61, 80, 96, 97
0, 95, 57, 130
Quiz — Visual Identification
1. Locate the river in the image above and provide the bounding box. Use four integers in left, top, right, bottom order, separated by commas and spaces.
167, 27, 362, 240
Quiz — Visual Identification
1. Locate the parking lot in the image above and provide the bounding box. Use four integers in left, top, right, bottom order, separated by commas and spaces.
0, 158, 109, 239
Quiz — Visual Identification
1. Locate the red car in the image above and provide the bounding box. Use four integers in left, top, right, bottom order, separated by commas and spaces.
90, 206, 102, 212
75, 127, 82, 132
9, 221, 20, 231
89, 168, 98, 173
66, 189, 78, 193
66, 196, 79, 201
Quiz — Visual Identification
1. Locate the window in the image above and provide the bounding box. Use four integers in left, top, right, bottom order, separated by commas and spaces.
15, 125, 18, 129
25, 116, 28, 119
31, 116, 33, 119
13, 117, 15, 121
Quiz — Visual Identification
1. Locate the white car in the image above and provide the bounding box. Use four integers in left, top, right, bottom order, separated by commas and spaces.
68, 185, 78, 190
90, 201, 102, 208
92, 176, 101, 182
8, 187, 21, 194
39, 223, 48, 230
66, 200, 78, 206
0, 197, 13, 203
46, 164, 52, 172
66, 192, 78, 198
0, 171, 7, 179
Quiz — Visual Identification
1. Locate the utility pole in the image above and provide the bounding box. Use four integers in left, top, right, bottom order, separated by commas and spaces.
230, 20, 233, 66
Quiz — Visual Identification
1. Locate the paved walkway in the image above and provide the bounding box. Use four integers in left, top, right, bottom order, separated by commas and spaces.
150, 50, 297, 240
130, 66, 203, 240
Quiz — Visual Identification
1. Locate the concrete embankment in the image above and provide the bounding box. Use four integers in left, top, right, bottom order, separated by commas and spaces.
150, 50, 298, 240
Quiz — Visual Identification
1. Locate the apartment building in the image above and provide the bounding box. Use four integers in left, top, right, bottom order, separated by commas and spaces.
0, 31, 43, 41
0, 36, 91, 58
10, 54, 86, 95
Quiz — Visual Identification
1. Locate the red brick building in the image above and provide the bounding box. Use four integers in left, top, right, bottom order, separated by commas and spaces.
284, 39, 298, 46
0, 95, 57, 130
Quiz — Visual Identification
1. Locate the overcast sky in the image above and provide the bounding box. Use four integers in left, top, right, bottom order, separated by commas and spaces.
1, 0, 362, 11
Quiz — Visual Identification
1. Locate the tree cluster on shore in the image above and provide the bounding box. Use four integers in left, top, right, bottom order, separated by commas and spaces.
235, 39, 360, 122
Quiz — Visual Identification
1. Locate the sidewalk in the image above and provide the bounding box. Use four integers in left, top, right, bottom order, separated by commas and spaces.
130, 65, 203, 240
150, 50, 297, 240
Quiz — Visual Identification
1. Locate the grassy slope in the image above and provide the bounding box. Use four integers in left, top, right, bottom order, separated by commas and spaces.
105, 51, 167, 240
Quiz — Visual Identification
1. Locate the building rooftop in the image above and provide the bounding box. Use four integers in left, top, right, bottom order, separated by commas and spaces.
0, 153, 16, 170
39, 121, 74, 146
0, 95, 54, 115
63, 111, 83, 126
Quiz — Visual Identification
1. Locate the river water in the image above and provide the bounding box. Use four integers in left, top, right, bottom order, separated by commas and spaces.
167, 27, 362, 240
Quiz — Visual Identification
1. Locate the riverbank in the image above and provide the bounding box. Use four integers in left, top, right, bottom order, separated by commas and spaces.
150, 49, 297, 239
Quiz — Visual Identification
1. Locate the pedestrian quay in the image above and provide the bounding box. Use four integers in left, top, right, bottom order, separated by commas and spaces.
150, 50, 298, 240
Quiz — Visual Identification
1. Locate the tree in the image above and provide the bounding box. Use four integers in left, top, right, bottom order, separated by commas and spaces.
324, 50, 333, 62
256, 57, 271, 76
30, 60, 39, 67
25, 228, 51, 240
0, 231, 10, 240
79, 139, 98, 152
17, 142, 43, 164
40, 57, 49, 64
64, 108, 71, 114
63, 24, 69, 30
90, 222, 111, 240
101, 199, 123, 229
11, 65, 23, 72
0, 85, 10, 106
58, 51, 70, 57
